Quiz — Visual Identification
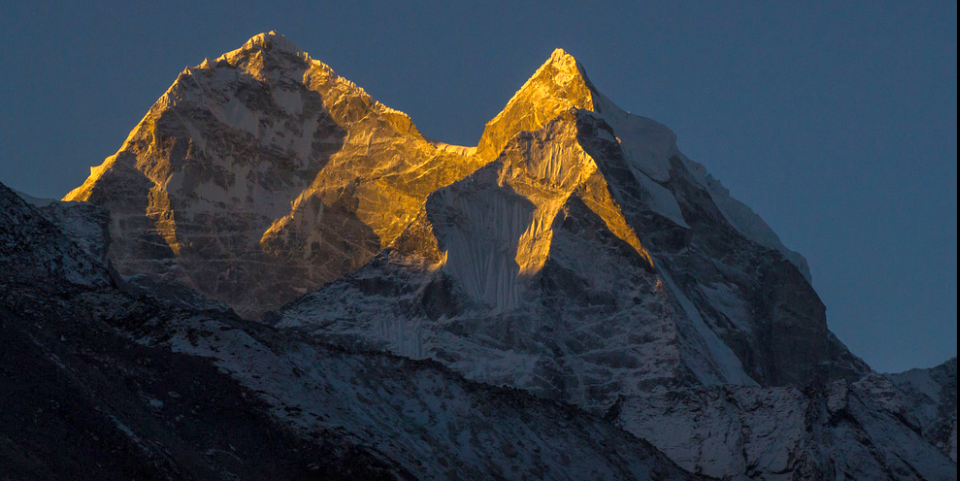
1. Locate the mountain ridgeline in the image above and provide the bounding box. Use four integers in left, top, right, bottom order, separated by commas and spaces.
3, 32, 948, 479
66, 32, 839, 386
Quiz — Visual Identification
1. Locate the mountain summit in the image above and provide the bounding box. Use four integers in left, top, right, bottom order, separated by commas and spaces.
64, 33, 807, 316
474, 48, 597, 160
65, 32, 482, 315
57, 33, 956, 479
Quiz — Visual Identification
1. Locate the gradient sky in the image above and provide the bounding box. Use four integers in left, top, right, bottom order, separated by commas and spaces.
1, 1, 955, 373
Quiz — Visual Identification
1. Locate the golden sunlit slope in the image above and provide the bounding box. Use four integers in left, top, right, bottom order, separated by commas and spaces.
64, 32, 461, 314
62, 33, 643, 316
389, 109, 654, 315
474, 48, 598, 162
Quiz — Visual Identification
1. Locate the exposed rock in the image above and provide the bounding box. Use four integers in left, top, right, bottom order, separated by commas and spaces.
64, 32, 485, 317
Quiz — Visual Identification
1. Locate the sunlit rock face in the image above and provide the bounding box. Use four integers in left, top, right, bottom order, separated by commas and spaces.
65, 32, 484, 316
278, 45, 863, 393
473, 49, 596, 162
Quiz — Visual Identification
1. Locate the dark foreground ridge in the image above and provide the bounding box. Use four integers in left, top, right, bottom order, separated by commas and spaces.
0, 182, 406, 480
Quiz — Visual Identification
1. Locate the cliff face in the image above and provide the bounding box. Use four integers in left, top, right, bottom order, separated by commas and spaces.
65, 32, 485, 316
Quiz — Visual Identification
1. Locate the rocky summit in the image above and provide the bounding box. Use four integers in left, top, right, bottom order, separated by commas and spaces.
64, 32, 490, 318
1, 32, 955, 480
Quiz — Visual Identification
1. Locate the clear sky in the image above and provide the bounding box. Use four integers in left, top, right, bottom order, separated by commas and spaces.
0, 1, 955, 373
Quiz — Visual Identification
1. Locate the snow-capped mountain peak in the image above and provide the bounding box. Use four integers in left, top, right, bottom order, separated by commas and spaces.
475, 48, 596, 160
238, 30, 303, 55
48, 36, 957, 478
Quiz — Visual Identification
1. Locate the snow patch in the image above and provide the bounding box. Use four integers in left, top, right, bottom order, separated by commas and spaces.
699, 173, 812, 282
657, 268, 757, 387
634, 170, 688, 228
213, 96, 260, 136
593, 92, 677, 183
424, 137, 478, 156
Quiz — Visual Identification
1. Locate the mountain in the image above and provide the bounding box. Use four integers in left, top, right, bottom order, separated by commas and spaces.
64, 33, 488, 318
40, 32, 960, 479
270, 41, 950, 479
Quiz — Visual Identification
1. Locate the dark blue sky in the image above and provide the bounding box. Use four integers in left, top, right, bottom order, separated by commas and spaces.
1, 1, 955, 372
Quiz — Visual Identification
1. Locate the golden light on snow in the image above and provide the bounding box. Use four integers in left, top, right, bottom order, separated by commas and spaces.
58, 33, 654, 314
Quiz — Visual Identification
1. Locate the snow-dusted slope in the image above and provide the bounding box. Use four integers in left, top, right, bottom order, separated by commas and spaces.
889, 358, 958, 463
154, 314, 700, 481
590, 92, 812, 282
2, 179, 701, 480
1, 184, 110, 288
619, 374, 956, 479
12, 188, 58, 207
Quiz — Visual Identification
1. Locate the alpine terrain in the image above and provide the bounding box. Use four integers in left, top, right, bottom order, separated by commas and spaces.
2, 32, 955, 480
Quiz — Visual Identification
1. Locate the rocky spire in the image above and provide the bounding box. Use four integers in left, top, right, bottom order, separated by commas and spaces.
474, 48, 598, 161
